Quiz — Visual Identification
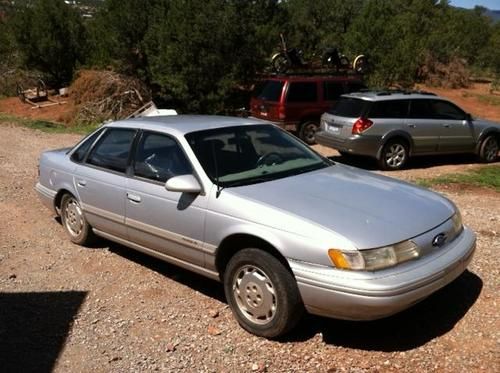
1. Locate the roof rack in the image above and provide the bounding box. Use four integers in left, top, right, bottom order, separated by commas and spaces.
374, 89, 437, 96
257, 70, 363, 78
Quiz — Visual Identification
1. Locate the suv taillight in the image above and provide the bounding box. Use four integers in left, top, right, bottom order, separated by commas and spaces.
278, 104, 285, 120
352, 117, 373, 134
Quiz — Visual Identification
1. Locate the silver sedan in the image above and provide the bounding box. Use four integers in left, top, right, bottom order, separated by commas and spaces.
36, 115, 476, 338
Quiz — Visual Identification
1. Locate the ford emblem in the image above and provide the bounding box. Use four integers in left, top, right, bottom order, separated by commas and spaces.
432, 233, 447, 247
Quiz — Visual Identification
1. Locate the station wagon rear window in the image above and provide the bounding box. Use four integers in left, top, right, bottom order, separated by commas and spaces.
328, 97, 369, 117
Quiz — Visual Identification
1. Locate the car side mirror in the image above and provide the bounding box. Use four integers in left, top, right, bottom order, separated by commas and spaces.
165, 174, 202, 194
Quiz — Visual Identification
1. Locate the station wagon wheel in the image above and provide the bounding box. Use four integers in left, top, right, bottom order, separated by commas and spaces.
478, 135, 499, 163
61, 194, 96, 246
224, 248, 304, 338
299, 121, 319, 145
379, 140, 408, 170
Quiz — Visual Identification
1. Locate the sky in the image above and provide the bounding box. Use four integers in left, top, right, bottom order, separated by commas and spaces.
449, 0, 500, 9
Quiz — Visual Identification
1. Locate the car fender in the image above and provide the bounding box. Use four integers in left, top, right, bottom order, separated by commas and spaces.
378, 130, 415, 158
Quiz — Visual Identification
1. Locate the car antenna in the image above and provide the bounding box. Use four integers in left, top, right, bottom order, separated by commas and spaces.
211, 141, 223, 198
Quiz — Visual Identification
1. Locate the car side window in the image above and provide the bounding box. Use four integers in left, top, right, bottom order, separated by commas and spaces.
409, 99, 433, 119
133, 132, 192, 183
430, 100, 466, 120
286, 82, 317, 103
70, 128, 104, 163
323, 82, 344, 101
369, 100, 410, 118
86, 129, 136, 173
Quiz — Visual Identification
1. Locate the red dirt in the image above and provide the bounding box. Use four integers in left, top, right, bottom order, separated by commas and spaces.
0, 95, 75, 123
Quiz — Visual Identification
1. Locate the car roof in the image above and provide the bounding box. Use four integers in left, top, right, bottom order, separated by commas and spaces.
105, 115, 271, 136
342, 90, 443, 102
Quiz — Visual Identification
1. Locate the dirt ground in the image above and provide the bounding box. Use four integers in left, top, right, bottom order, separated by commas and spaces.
0, 123, 499, 372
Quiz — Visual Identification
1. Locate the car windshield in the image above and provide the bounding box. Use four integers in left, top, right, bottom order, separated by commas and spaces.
185, 124, 330, 187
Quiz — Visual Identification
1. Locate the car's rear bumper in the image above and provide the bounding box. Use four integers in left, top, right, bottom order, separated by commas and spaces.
315, 131, 380, 157
35, 182, 57, 213
248, 116, 297, 131
289, 226, 476, 320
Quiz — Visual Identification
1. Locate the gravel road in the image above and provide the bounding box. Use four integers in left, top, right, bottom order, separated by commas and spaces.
0, 123, 498, 373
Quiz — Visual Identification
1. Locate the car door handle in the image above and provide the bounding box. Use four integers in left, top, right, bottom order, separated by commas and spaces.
127, 193, 141, 203
443, 124, 451, 128
407, 123, 416, 128
76, 180, 87, 187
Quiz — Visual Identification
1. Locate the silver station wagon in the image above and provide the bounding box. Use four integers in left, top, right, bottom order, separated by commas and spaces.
36, 115, 476, 338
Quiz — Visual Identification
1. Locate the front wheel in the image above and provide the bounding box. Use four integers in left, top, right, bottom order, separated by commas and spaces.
478, 135, 499, 163
299, 121, 319, 145
378, 140, 409, 170
224, 249, 304, 338
61, 194, 96, 245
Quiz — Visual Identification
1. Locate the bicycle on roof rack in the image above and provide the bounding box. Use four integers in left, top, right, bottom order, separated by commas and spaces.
270, 33, 370, 75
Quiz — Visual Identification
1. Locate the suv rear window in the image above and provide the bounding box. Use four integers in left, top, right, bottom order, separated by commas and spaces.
328, 97, 368, 117
286, 82, 318, 102
252, 80, 284, 102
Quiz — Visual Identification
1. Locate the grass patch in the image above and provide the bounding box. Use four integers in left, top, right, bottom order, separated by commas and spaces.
417, 165, 500, 191
0, 113, 97, 134
462, 91, 500, 107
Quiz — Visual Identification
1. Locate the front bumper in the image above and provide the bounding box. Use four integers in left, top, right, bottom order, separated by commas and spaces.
35, 182, 57, 213
290, 226, 476, 320
315, 130, 380, 157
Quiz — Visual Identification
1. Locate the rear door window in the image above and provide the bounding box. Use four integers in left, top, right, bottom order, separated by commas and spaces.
409, 99, 434, 119
286, 82, 318, 103
328, 97, 368, 117
86, 129, 136, 173
323, 82, 344, 101
252, 80, 284, 102
368, 100, 409, 118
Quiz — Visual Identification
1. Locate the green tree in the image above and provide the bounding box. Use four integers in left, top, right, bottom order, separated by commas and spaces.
12, 0, 87, 86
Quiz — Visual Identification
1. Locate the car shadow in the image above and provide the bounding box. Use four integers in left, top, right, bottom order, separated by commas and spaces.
106, 241, 226, 303
285, 270, 482, 351
330, 153, 489, 171
0, 291, 87, 373
102, 241, 481, 351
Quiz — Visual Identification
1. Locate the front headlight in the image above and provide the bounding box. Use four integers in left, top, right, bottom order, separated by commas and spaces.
451, 210, 463, 236
328, 240, 420, 271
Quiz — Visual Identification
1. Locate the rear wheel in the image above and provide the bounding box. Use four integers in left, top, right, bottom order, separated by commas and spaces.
61, 194, 96, 245
378, 140, 409, 170
478, 135, 499, 163
224, 248, 304, 338
299, 121, 319, 145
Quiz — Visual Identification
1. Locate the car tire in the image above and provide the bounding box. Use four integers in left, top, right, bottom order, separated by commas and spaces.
378, 139, 409, 170
478, 135, 499, 163
223, 248, 304, 338
61, 194, 96, 246
299, 121, 319, 145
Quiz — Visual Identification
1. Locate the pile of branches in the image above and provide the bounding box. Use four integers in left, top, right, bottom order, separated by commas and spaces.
418, 53, 470, 89
70, 70, 151, 124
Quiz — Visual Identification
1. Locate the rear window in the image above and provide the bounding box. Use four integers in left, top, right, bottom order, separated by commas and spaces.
328, 97, 368, 117
286, 82, 318, 103
252, 80, 284, 102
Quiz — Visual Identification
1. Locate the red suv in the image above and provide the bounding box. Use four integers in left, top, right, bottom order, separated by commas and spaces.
250, 75, 366, 144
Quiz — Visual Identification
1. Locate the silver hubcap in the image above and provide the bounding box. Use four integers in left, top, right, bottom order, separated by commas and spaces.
64, 198, 83, 237
232, 265, 276, 325
385, 144, 406, 168
304, 124, 317, 142
484, 138, 499, 161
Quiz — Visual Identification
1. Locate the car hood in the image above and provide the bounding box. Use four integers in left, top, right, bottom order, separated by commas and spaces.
229, 164, 455, 249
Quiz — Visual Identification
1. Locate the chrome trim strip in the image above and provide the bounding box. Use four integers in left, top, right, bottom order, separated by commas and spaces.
81, 203, 124, 224
92, 228, 220, 281
125, 217, 216, 254
35, 182, 57, 198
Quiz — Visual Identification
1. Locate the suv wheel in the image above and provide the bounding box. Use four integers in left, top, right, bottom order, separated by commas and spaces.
378, 140, 409, 170
299, 121, 319, 145
224, 248, 304, 338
